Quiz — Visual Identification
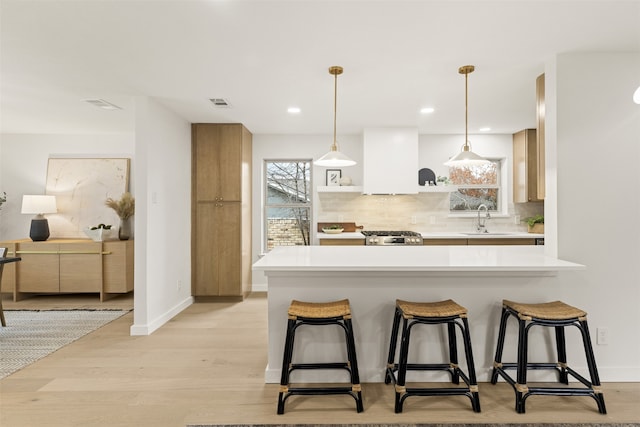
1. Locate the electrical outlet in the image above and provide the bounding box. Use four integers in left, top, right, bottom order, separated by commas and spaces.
177, 280, 182, 291
430, 216, 436, 225
411, 215, 417, 224
514, 215, 520, 225
596, 327, 609, 345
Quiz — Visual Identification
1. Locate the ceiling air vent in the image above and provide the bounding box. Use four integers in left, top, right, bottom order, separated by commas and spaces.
209, 98, 232, 108
84, 99, 122, 110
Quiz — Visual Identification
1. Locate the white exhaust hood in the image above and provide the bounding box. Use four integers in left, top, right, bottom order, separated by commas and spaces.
362, 128, 419, 194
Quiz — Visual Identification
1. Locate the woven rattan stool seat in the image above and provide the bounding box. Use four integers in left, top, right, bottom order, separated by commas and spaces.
397, 299, 467, 319
503, 300, 587, 320
288, 299, 351, 319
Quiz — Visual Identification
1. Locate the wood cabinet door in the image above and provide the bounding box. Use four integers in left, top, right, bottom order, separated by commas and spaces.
17, 242, 59, 292
59, 242, 102, 292
194, 203, 220, 296
216, 202, 242, 296
513, 129, 540, 203
467, 238, 535, 245
193, 202, 242, 296
193, 124, 243, 202
103, 240, 134, 293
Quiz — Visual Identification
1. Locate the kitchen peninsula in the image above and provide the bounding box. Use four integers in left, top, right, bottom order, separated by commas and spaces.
253, 245, 583, 384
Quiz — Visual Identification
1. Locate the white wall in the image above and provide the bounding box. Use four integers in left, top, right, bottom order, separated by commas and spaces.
548, 52, 640, 380
0, 133, 134, 240
130, 97, 193, 335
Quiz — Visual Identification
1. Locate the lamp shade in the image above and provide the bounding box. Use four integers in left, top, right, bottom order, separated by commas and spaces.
444, 145, 491, 167
21, 195, 57, 215
315, 148, 357, 167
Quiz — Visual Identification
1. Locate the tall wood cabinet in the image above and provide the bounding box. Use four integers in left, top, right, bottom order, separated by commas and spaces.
192, 124, 252, 298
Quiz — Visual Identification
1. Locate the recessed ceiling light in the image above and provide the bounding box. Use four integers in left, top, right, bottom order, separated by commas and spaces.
420, 107, 435, 114
479, 127, 491, 132
287, 107, 301, 114
84, 99, 122, 110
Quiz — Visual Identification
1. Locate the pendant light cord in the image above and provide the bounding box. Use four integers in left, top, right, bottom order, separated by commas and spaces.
332, 69, 338, 151
465, 70, 469, 150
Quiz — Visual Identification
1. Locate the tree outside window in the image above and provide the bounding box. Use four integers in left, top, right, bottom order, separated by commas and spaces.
264, 160, 312, 251
449, 160, 500, 211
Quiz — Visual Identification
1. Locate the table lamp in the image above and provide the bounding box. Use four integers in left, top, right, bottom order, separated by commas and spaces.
21, 195, 57, 241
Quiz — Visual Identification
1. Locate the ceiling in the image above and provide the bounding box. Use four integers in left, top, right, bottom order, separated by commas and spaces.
2, 0, 639, 136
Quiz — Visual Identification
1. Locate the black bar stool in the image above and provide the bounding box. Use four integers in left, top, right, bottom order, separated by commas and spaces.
277, 299, 363, 414
490, 299, 606, 414
385, 299, 481, 413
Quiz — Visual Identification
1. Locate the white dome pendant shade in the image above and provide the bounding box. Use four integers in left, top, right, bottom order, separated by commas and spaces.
314, 66, 356, 167
444, 65, 490, 167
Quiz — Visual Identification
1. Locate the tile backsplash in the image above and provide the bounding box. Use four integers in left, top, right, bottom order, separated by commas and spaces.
317, 192, 544, 233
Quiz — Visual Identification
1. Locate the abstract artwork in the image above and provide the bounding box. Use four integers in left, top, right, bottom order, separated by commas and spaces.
45, 158, 130, 238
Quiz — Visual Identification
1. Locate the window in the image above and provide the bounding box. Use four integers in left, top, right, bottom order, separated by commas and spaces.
264, 160, 312, 251
449, 160, 501, 212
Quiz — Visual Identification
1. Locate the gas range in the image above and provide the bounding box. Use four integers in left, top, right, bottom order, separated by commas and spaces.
361, 230, 423, 246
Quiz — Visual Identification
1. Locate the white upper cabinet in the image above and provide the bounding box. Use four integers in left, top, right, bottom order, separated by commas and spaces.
362, 128, 419, 194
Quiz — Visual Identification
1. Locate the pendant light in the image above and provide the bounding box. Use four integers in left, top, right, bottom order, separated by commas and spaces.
314, 66, 356, 167
444, 65, 490, 167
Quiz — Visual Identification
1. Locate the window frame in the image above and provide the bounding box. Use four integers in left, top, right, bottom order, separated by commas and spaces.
263, 159, 313, 253
447, 157, 509, 217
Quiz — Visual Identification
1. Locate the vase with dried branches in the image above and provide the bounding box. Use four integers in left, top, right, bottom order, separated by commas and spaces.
105, 192, 135, 240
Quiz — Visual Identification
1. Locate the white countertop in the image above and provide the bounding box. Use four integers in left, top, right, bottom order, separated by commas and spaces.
253, 245, 582, 273
316, 231, 543, 239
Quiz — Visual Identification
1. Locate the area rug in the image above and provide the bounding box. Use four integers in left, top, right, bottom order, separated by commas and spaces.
0, 309, 130, 379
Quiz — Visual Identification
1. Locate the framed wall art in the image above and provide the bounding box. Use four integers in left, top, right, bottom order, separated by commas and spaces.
326, 169, 342, 186
45, 158, 130, 238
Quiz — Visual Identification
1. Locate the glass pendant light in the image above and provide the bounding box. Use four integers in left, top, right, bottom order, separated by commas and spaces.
444, 65, 490, 167
314, 66, 356, 167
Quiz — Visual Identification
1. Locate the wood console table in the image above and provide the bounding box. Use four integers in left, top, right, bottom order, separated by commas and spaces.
0, 239, 133, 302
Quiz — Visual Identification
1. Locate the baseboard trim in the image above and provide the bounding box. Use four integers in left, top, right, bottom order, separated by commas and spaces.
130, 295, 194, 336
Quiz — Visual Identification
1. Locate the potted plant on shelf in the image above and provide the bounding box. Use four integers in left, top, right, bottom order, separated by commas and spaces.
436, 176, 451, 186
84, 223, 113, 242
105, 192, 135, 240
525, 214, 544, 234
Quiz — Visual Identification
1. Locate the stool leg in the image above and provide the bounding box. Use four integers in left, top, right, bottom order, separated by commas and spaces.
277, 318, 297, 415
447, 322, 460, 384
395, 317, 411, 413
515, 318, 529, 414
385, 307, 402, 384
579, 319, 607, 414
344, 317, 364, 413
554, 326, 569, 384
461, 317, 481, 412
491, 306, 510, 384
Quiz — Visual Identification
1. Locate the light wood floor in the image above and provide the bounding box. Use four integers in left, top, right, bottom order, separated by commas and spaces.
1, 293, 638, 427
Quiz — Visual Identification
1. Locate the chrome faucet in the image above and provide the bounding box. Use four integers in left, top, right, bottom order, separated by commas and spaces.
476, 204, 490, 233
